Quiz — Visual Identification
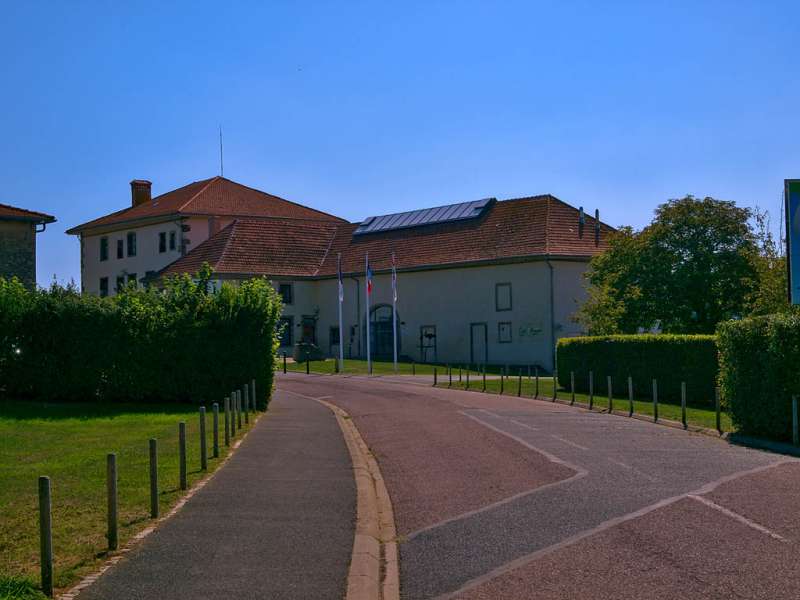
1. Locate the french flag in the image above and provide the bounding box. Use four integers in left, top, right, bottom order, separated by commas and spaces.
366, 259, 373, 295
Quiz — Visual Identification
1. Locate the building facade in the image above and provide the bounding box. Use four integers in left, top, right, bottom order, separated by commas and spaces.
71, 176, 610, 370
0, 203, 56, 288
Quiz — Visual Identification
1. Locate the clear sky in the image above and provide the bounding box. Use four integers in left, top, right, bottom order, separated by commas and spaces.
2, 1, 798, 286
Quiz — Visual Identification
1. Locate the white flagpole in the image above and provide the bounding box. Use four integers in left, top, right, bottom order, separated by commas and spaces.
337, 253, 344, 372
392, 252, 398, 373
365, 252, 371, 374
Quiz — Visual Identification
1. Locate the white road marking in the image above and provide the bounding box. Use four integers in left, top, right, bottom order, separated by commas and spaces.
549, 434, 589, 451
507, 417, 539, 431
607, 457, 659, 483
688, 494, 788, 542
433, 459, 795, 600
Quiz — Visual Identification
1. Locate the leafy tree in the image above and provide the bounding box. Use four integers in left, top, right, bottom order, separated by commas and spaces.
577, 196, 761, 334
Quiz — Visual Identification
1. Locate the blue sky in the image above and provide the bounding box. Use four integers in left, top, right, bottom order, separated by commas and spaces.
2, 1, 798, 286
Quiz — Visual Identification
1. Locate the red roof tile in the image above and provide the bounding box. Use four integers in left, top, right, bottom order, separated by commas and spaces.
161, 195, 612, 279
66, 176, 345, 234
0, 203, 56, 223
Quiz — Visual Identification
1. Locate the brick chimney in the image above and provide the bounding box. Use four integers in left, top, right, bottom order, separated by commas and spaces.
130, 180, 152, 207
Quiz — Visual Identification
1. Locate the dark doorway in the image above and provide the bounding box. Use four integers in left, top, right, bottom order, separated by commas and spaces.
369, 304, 398, 359
470, 322, 488, 366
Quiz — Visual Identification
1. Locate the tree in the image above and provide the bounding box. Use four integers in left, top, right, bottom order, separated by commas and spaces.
577, 196, 761, 334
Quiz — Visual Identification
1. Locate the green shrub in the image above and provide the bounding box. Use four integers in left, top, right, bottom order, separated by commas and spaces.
0, 265, 281, 408
556, 334, 718, 404
717, 314, 800, 441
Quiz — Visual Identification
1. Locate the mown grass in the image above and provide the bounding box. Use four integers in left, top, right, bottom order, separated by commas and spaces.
0, 576, 47, 600
437, 372, 733, 432
0, 399, 257, 594
284, 358, 507, 377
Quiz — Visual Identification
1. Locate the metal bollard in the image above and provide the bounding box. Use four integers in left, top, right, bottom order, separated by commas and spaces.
149, 439, 159, 518
412, 361, 415, 375
433, 368, 438, 386
224, 397, 231, 446
38, 476, 53, 597
652, 379, 659, 423
212, 403, 219, 458
107, 453, 118, 550
306, 358, 310, 375
251, 379, 257, 411
552, 370, 557, 401
607, 376, 613, 413
200, 407, 208, 470
179, 422, 187, 490
681, 382, 687, 429
237, 391, 242, 430
535, 366, 540, 398
793, 396, 799, 446
482, 365, 486, 392
628, 376, 634, 417
500, 369, 504, 395
715, 387, 721, 434
517, 369, 522, 397
283, 352, 287, 374
589, 371, 594, 410
459, 366, 462, 384
570, 371, 575, 405
448, 365, 452, 387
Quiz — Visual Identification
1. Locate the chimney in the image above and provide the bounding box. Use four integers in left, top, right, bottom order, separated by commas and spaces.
594, 209, 601, 245
578, 206, 585, 238
130, 180, 152, 207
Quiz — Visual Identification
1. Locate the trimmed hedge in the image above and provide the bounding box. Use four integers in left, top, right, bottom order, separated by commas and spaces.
718, 314, 800, 441
0, 266, 281, 407
556, 334, 718, 404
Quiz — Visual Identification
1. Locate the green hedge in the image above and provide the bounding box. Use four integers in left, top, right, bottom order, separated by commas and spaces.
556, 334, 718, 404
0, 266, 281, 407
718, 314, 800, 441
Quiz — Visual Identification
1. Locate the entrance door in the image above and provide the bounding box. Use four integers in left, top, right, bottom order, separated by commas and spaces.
370, 305, 397, 359
470, 322, 488, 366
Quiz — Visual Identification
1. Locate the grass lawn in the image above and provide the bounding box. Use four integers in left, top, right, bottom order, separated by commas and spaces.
284, 357, 505, 377
0, 399, 257, 596
437, 373, 733, 432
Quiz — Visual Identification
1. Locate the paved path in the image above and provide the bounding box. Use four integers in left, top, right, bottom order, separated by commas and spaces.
278, 373, 800, 600
77, 392, 355, 600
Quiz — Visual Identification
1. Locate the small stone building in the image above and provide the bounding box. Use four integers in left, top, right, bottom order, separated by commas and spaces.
0, 204, 56, 287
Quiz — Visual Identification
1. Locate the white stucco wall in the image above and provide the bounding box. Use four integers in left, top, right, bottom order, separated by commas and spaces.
269, 259, 590, 371
80, 216, 217, 295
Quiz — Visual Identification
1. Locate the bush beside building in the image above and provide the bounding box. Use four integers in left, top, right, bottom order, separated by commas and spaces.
556, 334, 718, 404
0, 265, 281, 407
717, 314, 800, 441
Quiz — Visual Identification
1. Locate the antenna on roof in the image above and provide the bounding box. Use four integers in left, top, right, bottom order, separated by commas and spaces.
219, 125, 224, 177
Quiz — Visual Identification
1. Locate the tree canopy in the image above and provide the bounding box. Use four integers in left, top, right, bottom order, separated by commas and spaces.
577, 195, 789, 335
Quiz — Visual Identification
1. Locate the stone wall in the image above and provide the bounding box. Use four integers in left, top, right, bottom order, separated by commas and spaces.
0, 220, 36, 287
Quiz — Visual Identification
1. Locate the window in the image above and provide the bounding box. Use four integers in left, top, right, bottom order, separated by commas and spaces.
498, 321, 512, 343
127, 273, 137, 285
159, 232, 167, 253
127, 232, 137, 257
99, 277, 109, 297
169, 231, 176, 251
99, 237, 109, 262
116, 239, 124, 259
279, 316, 294, 347
330, 326, 340, 346
116, 276, 125, 292
495, 283, 512, 311
278, 283, 293, 305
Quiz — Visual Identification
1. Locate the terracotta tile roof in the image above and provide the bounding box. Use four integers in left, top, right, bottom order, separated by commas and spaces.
0, 203, 56, 223
66, 176, 345, 234
161, 195, 612, 279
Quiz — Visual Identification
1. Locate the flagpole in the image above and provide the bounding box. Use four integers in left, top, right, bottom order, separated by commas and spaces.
337, 253, 344, 372
392, 252, 398, 373
365, 252, 371, 374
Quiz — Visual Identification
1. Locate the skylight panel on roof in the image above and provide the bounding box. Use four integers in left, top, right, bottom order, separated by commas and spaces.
354, 197, 495, 235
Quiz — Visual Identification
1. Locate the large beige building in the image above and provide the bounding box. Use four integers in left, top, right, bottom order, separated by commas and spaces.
69, 176, 611, 370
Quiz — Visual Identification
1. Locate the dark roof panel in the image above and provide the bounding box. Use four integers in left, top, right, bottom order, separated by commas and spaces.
354, 197, 496, 235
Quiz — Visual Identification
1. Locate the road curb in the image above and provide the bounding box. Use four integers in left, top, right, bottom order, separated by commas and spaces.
317, 399, 400, 600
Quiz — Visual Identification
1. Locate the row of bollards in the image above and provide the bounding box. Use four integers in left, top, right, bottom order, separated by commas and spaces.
36, 378, 260, 597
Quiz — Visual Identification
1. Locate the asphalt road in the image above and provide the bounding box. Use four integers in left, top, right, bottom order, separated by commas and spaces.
76, 392, 355, 600
278, 372, 799, 600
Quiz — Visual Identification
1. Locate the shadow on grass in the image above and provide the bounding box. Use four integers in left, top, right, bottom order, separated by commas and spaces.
0, 399, 201, 421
